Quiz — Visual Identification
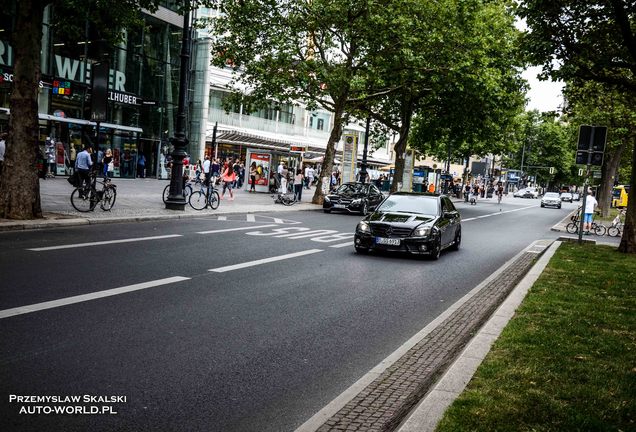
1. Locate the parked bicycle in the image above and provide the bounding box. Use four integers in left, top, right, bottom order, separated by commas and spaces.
162, 175, 203, 204
565, 213, 606, 236
272, 192, 298, 206
70, 174, 117, 212
189, 183, 220, 210
608, 210, 626, 237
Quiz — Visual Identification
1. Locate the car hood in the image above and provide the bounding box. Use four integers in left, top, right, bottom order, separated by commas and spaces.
368, 211, 436, 226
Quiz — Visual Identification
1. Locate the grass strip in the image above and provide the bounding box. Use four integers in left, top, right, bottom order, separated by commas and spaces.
436, 243, 636, 432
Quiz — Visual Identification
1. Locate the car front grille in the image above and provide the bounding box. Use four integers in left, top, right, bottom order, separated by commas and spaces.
371, 224, 412, 238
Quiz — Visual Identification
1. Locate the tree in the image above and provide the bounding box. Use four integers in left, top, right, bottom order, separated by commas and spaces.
403, 0, 526, 191
0, 0, 163, 220
518, 0, 636, 252
210, 0, 400, 205
563, 81, 635, 217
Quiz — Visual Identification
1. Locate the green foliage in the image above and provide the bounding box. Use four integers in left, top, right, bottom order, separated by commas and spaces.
518, 0, 636, 92
437, 243, 636, 432
408, 0, 526, 161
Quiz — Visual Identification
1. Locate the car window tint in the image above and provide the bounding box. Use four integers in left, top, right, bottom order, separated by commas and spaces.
377, 195, 439, 215
443, 197, 456, 212
336, 183, 364, 194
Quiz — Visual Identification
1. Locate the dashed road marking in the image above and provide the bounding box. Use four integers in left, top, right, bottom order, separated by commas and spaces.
27, 234, 183, 251
197, 224, 277, 234
330, 242, 354, 248
209, 249, 323, 273
0, 276, 191, 319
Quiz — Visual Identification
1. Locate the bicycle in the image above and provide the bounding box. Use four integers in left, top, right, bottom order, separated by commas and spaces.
70, 174, 117, 212
565, 214, 606, 236
272, 192, 297, 206
608, 210, 626, 237
189, 183, 220, 210
162, 175, 201, 204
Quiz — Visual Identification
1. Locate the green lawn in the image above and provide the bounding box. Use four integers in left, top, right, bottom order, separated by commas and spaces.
436, 243, 636, 432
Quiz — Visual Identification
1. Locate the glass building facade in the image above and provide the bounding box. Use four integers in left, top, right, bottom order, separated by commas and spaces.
0, 3, 185, 178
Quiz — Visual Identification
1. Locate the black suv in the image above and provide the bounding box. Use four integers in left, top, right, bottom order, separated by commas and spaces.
354, 193, 461, 259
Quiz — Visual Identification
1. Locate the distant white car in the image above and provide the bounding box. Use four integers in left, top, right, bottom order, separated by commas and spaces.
513, 188, 539, 199
560, 192, 573, 202
572, 192, 581, 201
541, 192, 562, 208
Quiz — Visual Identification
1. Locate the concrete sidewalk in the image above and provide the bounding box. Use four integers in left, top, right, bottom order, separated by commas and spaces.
0, 177, 323, 231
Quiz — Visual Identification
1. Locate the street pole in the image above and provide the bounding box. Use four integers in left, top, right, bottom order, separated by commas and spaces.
212, 122, 218, 160
359, 117, 370, 184
165, 4, 191, 210
578, 128, 595, 244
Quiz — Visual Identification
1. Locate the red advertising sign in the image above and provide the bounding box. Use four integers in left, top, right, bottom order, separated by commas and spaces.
247, 152, 271, 187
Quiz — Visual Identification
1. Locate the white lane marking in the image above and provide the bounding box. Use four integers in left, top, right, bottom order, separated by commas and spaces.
209, 249, 323, 273
0, 277, 190, 319
273, 218, 285, 224
27, 234, 183, 251
217, 216, 227, 221
330, 242, 354, 248
462, 205, 536, 223
246, 214, 256, 222
197, 224, 277, 234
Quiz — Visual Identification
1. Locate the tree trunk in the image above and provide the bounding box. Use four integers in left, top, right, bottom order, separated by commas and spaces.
0, 0, 45, 219
618, 137, 636, 253
311, 103, 346, 205
598, 141, 626, 218
390, 98, 413, 193
390, 127, 409, 193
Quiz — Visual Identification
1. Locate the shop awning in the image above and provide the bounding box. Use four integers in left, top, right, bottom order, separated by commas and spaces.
1, 108, 142, 133
214, 130, 293, 152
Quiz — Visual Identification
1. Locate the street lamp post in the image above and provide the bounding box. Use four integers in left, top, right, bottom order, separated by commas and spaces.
165, 5, 191, 210
359, 117, 370, 184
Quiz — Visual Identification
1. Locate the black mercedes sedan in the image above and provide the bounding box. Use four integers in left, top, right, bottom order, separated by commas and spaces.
353, 192, 461, 259
323, 182, 385, 215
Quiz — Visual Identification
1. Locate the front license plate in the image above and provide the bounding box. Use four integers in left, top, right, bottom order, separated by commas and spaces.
333, 204, 346, 209
376, 237, 400, 246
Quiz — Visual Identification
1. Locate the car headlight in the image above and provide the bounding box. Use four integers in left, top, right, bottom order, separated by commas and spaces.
352, 198, 362, 205
324, 196, 330, 203
413, 226, 431, 237
356, 221, 371, 233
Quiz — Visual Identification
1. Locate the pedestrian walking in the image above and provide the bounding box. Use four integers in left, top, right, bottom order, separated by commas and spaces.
202, 156, 211, 186
103, 149, 113, 178
75, 145, 93, 189
294, 168, 304, 201
280, 164, 289, 193
221, 163, 236, 200
249, 162, 257, 192
137, 152, 146, 178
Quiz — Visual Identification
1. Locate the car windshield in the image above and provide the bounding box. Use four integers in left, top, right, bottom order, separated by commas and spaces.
335, 183, 365, 194
377, 195, 439, 216
544, 193, 559, 198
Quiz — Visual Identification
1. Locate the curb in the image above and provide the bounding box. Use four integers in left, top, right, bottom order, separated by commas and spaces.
296, 240, 551, 432
397, 240, 561, 432
0, 206, 324, 232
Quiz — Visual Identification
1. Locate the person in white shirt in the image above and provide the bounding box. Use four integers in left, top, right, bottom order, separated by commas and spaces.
202, 156, 211, 186
583, 190, 598, 235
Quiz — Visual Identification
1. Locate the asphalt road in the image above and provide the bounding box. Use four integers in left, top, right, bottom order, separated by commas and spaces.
0, 197, 574, 432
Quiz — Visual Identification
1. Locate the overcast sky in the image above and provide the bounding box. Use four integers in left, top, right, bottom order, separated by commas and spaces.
522, 66, 565, 113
